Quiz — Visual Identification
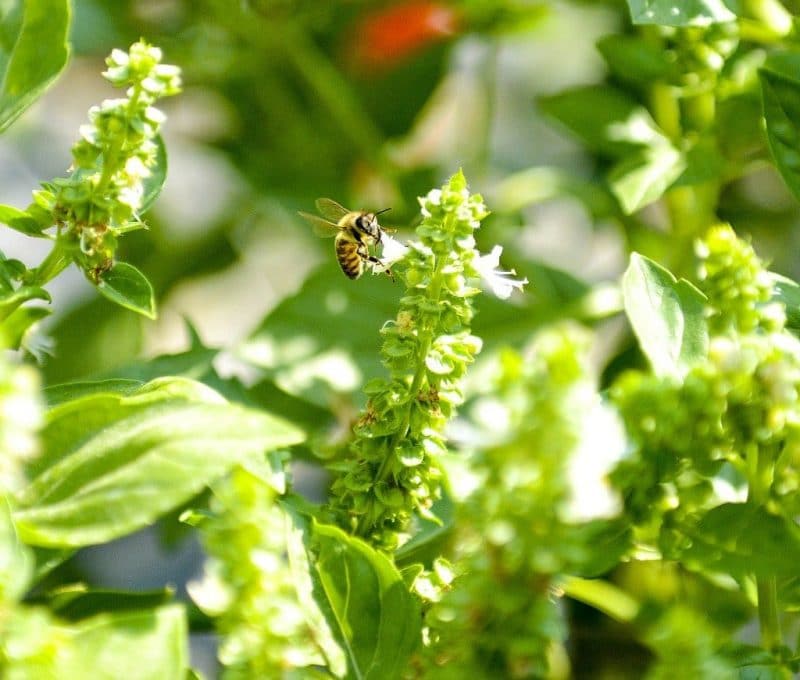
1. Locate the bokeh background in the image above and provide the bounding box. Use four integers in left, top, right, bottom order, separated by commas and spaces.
6, 1, 800, 676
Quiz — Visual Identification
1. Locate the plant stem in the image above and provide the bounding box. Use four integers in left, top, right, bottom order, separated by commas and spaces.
27, 242, 70, 287
650, 76, 719, 274
741, 0, 793, 36
748, 443, 782, 650
757, 575, 781, 651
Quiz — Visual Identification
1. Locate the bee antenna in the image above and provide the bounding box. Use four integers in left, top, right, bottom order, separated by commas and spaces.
375, 207, 392, 216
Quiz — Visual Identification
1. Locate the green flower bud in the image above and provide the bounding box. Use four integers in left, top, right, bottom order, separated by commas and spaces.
696, 224, 781, 335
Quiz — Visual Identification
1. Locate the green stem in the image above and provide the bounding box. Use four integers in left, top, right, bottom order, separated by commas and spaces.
27, 241, 70, 287
650, 82, 681, 142
650, 76, 719, 274
757, 575, 781, 651
741, 0, 793, 36
474, 42, 499, 179
747, 443, 782, 650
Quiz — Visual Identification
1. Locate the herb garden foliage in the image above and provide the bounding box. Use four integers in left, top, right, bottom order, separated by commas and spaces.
7, 2, 800, 680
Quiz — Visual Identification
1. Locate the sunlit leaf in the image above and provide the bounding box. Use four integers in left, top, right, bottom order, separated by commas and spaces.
0, 285, 50, 321
626, 0, 736, 26
0, 204, 47, 235
2, 304, 50, 351
609, 144, 686, 214
597, 34, 677, 85
59, 605, 187, 680
241, 263, 609, 406
539, 85, 668, 159
0, 496, 32, 602
284, 504, 421, 679
622, 253, 708, 378
769, 272, 800, 330
140, 135, 168, 214
96, 262, 156, 319
14, 377, 305, 547
44, 379, 144, 406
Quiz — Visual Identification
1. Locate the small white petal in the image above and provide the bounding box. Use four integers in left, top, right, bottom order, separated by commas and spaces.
474, 245, 527, 299
380, 234, 409, 265
426, 188, 442, 205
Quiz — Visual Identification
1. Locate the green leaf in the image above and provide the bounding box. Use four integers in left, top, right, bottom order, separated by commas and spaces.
563, 518, 633, 577
622, 253, 708, 378
140, 135, 168, 214
0, 204, 47, 235
313, 521, 421, 679
539, 85, 668, 159
284, 506, 421, 680
284, 503, 348, 678
0, 0, 71, 133
761, 53, 800, 203
31, 545, 74, 584
241, 263, 607, 407
626, 0, 736, 26
96, 262, 156, 319
43, 587, 174, 621
674, 138, 726, 188
240, 266, 399, 406
608, 144, 686, 214
769, 272, 800, 330
246, 378, 334, 435
44, 379, 145, 406
2, 304, 50, 350
395, 489, 455, 566
14, 377, 305, 547
59, 605, 187, 680
0, 495, 33, 602
676, 503, 800, 577
93, 322, 217, 383
0, 284, 50, 321
0, 251, 25, 291
597, 35, 677, 86
720, 643, 786, 679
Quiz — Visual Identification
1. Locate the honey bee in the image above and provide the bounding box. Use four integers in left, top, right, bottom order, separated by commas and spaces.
299, 198, 393, 280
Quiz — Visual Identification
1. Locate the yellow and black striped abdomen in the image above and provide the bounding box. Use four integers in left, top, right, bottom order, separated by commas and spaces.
335, 232, 364, 279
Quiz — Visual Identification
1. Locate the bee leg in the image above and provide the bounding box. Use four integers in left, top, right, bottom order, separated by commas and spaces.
365, 254, 394, 282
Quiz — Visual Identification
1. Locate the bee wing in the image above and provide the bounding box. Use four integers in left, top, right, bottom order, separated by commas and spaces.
316, 197, 351, 222
298, 211, 341, 238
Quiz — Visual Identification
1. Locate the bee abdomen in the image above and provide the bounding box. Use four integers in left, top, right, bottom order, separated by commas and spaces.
335, 237, 364, 279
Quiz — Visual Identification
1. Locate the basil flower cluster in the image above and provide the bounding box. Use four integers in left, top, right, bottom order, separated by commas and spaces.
696, 223, 783, 335
416, 325, 623, 678
31, 41, 181, 282
189, 467, 321, 677
612, 226, 800, 533
328, 170, 524, 550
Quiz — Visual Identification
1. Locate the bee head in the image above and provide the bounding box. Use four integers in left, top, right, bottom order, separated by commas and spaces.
356, 207, 390, 242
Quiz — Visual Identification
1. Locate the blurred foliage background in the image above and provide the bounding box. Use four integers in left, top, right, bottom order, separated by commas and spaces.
3, 0, 629, 387
6, 0, 800, 676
